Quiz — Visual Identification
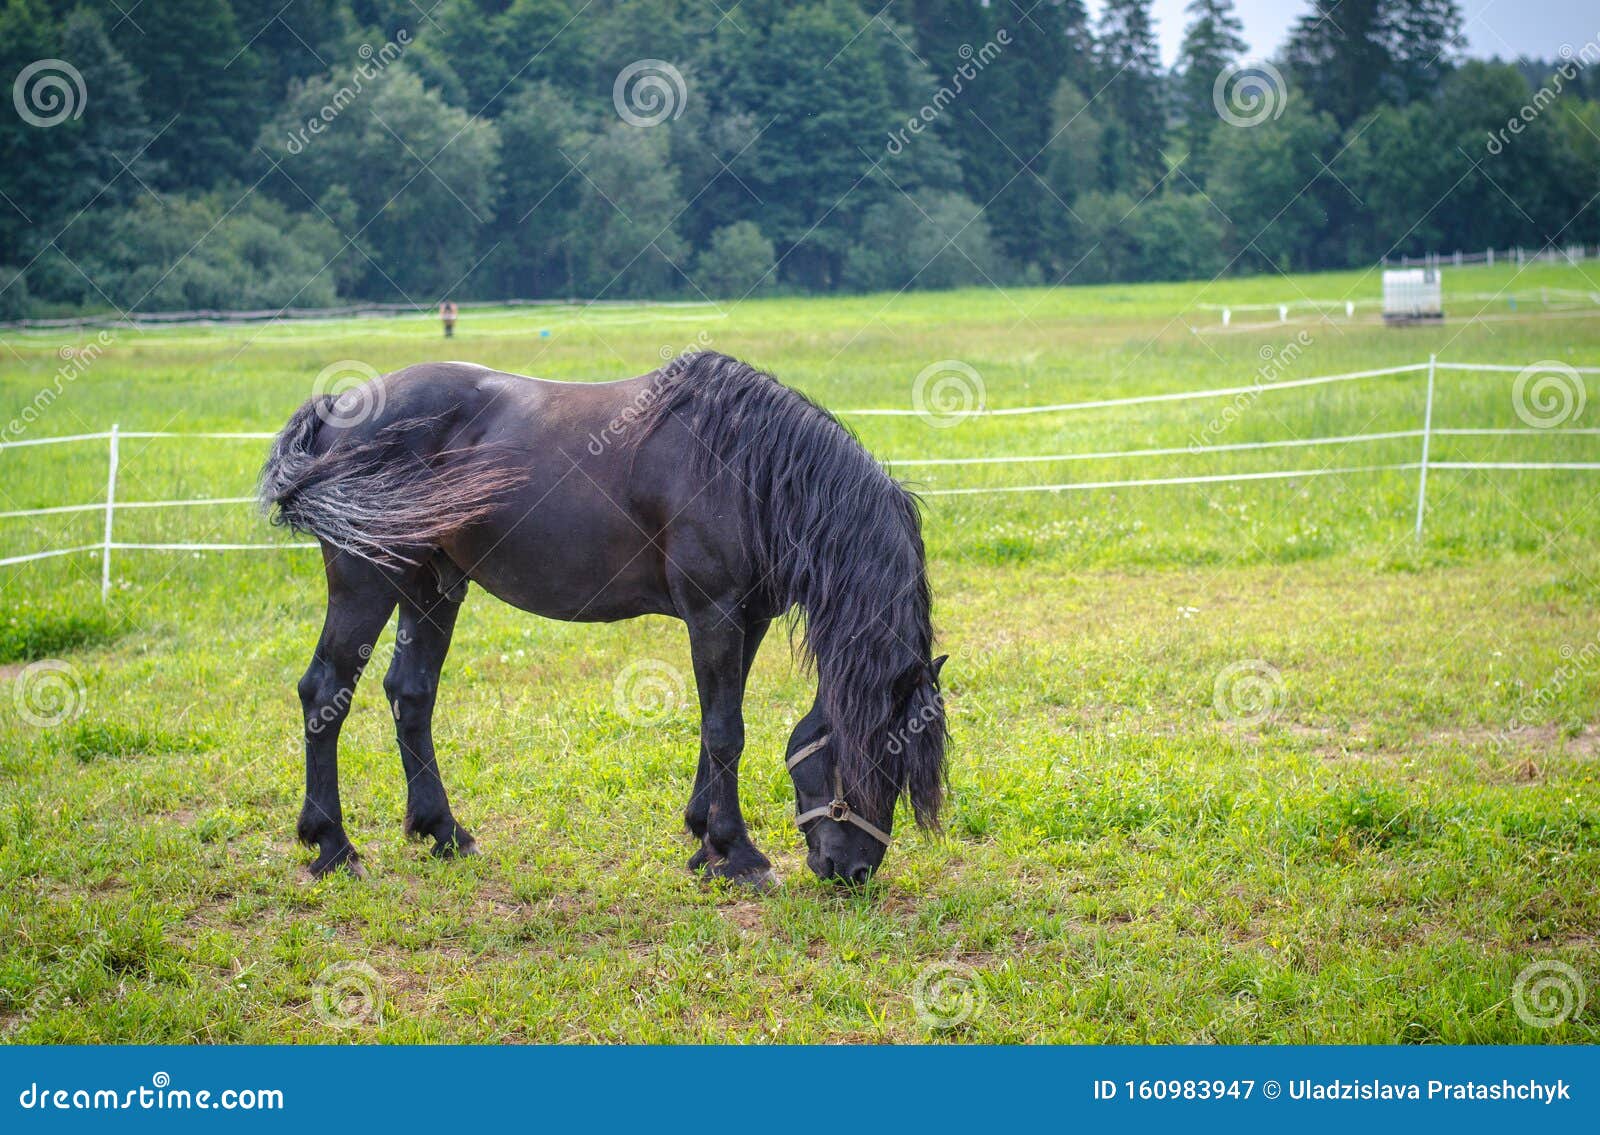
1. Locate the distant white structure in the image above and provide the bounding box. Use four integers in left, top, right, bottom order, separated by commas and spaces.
1383, 269, 1443, 322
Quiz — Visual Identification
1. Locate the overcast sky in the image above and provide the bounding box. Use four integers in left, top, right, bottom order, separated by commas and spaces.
1079, 0, 1599, 68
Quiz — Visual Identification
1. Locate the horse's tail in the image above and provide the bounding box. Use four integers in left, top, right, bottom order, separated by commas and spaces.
258, 395, 521, 569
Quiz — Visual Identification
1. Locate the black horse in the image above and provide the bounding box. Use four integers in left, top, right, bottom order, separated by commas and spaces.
259, 351, 947, 886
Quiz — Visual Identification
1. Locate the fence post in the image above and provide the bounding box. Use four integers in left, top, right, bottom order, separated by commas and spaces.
1487, 247, 1493, 267
1414, 357, 1435, 542
101, 423, 119, 602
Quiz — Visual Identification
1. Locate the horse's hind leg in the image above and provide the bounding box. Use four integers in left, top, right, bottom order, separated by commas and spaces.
297, 556, 398, 878
384, 585, 475, 859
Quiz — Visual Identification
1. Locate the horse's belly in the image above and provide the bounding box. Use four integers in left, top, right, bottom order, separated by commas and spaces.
442, 498, 672, 623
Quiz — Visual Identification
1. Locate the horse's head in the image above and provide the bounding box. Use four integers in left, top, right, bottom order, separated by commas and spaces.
787, 654, 947, 884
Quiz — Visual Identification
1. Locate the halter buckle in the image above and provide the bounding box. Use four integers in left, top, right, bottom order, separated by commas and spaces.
826, 799, 851, 822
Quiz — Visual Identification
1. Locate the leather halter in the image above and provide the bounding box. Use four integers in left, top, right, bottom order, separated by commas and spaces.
785, 734, 892, 847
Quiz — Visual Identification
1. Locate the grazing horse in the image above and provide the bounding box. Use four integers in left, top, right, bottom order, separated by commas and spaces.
259, 351, 947, 886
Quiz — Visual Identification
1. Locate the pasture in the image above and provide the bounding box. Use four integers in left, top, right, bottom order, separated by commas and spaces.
1, 261, 1597, 1043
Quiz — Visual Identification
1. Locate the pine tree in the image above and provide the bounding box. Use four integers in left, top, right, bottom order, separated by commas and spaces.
229, 0, 358, 104
1095, 0, 1166, 190
1388, 0, 1465, 104
118, 0, 266, 190
0, 5, 154, 264
1285, 0, 1463, 126
1175, 0, 1246, 179
891, 0, 1093, 275
704, 1, 919, 290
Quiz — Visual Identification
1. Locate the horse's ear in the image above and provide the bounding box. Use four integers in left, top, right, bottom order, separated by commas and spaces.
892, 660, 923, 704
895, 657, 946, 704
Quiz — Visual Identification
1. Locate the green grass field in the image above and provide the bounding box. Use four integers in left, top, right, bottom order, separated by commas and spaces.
1, 261, 1597, 1042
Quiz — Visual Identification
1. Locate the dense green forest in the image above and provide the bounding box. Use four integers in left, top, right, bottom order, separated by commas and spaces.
1, 0, 1597, 315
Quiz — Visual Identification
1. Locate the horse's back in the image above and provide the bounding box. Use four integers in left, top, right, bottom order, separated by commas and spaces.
302, 360, 727, 622
367, 361, 663, 449
362, 363, 685, 620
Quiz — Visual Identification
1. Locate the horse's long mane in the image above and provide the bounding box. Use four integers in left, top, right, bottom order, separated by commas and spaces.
633, 351, 946, 828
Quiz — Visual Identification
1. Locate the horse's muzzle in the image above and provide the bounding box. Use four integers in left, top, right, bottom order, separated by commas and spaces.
807, 849, 879, 886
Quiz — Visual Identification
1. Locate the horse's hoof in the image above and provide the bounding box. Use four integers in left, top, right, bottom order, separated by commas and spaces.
431, 836, 478, 860
306, 850, 366, 880
738, 869, 780, 893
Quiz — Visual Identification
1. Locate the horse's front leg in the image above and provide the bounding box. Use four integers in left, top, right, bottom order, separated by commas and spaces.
684, 612, 774, 889
686, 617, 768, 870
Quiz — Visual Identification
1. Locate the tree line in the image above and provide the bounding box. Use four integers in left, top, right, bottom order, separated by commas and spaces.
2, 0, 1597, 316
